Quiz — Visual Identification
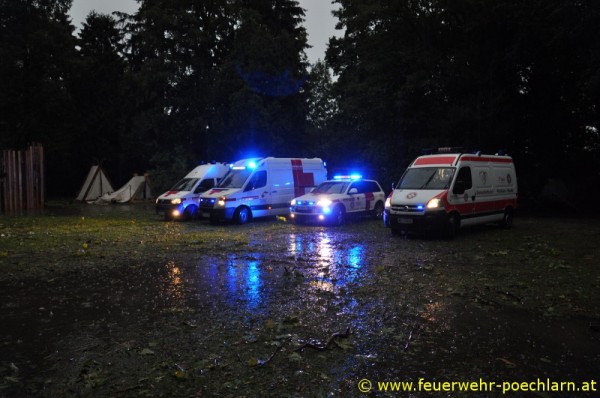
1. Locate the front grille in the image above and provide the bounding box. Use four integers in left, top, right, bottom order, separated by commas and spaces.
156, 199, 171, 205
391, 204, 423, 213
294, 206, 317, 214
199, 198, 216, 210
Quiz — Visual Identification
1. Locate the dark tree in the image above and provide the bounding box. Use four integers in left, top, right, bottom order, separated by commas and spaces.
211, 0, 311, 161
0, 0, 77, 194
70, 11, 127, 183
326, 0, 600, 201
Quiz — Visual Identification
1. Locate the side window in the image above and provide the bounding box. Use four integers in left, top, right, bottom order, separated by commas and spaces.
453, 167, 472, 194
194, 179, 215, 194
245, 170, 267, 191
364, 181, 380, 192
349, 181, 363, 194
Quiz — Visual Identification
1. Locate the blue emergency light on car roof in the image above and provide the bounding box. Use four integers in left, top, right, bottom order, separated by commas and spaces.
333, 174, 362, 181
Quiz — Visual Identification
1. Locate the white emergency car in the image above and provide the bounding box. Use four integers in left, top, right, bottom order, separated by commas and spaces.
199, 157, 327, 224
155, 162, 229, 220
290, 175, 386, 225
384, 150, 518, 237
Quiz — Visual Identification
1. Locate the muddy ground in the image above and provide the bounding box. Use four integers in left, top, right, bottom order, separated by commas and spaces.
0, 202, 599, 397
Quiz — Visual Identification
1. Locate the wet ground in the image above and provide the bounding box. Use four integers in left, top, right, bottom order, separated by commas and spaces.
1, 203, 599, 397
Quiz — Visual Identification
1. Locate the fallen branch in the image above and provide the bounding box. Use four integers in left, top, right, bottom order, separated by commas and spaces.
294, 327, 351, 352
257, 344, 283, 366
403, 330, 413, 351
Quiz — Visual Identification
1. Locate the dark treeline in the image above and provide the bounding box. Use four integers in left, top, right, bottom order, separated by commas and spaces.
1, 0, 599, 208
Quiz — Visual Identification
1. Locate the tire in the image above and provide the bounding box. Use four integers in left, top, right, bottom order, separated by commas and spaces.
331, 205, 345, 226
235, 206, 251, 225
372, 201, 384, 219
500, 208, 513, 228
183, 205, 198, 220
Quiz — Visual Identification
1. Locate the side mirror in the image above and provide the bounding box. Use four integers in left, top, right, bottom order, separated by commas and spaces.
349, 188, 358, 195
391, 182, 396, 190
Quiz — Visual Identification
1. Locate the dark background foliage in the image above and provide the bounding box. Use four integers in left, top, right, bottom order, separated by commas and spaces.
1, 0, 598, 209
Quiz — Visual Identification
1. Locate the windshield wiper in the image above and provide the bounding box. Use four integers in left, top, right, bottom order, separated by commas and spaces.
419, 171, 437, 189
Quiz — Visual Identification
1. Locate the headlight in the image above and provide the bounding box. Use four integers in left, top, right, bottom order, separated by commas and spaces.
317, 199, 332, 207
217, 196, 226, 207
170, 198, 182, 205
384, 197, 391, 208
426, 198, 444, 209
290, 199, 297, 206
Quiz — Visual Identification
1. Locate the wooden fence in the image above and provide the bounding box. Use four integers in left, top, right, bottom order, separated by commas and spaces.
0, 144, 45, 213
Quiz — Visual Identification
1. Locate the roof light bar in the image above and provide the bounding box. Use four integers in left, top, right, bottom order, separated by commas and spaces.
333, 174, 362, 181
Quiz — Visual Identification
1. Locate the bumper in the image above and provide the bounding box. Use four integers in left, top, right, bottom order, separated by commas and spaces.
155, 203, 178, 214
290, 206, 331, 223
200, 206, 235, 221
387, 210, 448, 234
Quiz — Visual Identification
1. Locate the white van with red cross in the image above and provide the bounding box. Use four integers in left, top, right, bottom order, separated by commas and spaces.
199, 157, 327, 224
384, 151, 518, 237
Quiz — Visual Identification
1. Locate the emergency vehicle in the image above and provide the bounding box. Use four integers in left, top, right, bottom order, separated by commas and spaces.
384, 150, 518, 237
290, 175, 386, 225
199, 157, 327, 224
155, 162, 229, 220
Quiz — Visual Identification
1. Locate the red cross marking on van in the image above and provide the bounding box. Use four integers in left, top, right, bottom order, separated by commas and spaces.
291, 159, 314, 197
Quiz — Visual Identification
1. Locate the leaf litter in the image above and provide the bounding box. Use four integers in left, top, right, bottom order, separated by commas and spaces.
0, 204, 599, 396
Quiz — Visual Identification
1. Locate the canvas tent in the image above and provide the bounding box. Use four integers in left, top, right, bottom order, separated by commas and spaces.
94, 173, 152, 204
76, 165, 114, 202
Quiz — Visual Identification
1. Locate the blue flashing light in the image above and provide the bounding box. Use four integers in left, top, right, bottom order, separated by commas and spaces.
247, 160, 257, 169
417, 204, 425, 211
322, 207, 332, 215
333, 174, 362, 181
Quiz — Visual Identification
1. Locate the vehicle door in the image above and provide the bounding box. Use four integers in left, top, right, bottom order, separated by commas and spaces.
243, 170, 269, 217
347, 181, 366, 213
362, 180, 380, 211
450, 166, 476, 217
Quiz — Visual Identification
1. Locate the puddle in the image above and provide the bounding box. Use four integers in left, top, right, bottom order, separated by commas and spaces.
1, 212, 599, 397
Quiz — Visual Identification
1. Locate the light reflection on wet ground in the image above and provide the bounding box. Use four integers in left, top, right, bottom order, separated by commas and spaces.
1, 211, 600, 396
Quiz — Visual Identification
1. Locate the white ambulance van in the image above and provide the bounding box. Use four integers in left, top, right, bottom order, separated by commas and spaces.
384, 151, 518, 237
199, 157, 327, 224
155, 162, 229, 220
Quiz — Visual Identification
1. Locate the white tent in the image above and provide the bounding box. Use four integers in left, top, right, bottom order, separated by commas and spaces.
76, 165, 114, 202
94, 174, 152, 204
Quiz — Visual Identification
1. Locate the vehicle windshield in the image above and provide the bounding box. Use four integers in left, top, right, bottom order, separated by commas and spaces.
170, 178, 198, 191
312, 181, 349, 194
398, 167, 455, 190
217, 169, 252, 189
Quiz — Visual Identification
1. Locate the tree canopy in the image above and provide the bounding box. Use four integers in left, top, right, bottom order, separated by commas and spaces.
1, 0, 598, 204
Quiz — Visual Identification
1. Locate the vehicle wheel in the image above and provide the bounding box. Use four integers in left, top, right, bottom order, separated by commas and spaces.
445, 213, 459, 238
372, 201, 384, 219
331, 205, 345, 226
184, 205, 198, 220
500, 208, 513, 228
235, 206, 251, 225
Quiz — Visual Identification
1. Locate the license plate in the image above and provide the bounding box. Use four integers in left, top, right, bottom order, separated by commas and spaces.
399, 217, 413, 224
202, 212, 211, 218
